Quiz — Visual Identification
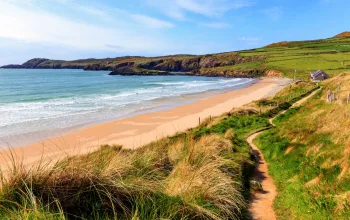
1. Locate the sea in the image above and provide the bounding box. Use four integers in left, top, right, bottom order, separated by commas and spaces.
0, 69, 256, 147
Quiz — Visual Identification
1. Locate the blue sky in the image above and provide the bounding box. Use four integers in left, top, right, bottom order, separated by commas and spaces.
0, 0, 349, 65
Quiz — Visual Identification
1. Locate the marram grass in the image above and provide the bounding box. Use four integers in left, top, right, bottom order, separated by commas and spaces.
0, 133, 251, 219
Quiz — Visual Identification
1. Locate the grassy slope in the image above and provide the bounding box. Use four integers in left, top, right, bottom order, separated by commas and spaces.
0, 81, 319, 219
255, 73, 350, 219
197, 37, 350, 78
238, 37, 350, 79
5, 35, 350, 78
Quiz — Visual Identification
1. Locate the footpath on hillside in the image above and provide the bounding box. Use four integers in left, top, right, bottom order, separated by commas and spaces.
248, 88, 321, 220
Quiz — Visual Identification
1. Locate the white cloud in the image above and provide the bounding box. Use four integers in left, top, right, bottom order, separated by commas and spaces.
147, 0, 253, 19
200, 22, 231, 28
69, 5, 113, 21
59, 1, 175, 28
54, 0, 174, 28
176, 0, 252, 17
130, 14, 174, 28
262, 7, 283, 21
146, 0, 187, 20
0, 1, 170, 52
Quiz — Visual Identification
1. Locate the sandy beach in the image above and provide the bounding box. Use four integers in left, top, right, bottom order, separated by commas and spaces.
0, 77, 290, 167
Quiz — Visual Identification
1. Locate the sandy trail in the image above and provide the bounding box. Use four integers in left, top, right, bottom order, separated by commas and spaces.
0, 78, 290, 168
248, 87, 321, 220
248, 130, 277, 220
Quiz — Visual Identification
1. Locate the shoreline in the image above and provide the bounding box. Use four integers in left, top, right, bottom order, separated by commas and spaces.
0, 77, 291, 167
0, 78, 256, 149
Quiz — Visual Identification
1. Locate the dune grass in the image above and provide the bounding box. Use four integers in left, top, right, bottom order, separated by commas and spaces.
0, 131, 256, 219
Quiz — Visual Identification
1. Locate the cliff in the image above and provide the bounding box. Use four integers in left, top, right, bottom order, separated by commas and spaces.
1, 53, 266, 77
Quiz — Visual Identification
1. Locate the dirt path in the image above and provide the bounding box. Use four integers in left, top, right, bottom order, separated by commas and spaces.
291, 89, 320, 108
248, 88, 321, 220
248, 131, 277, 220
269, 88, 321, 126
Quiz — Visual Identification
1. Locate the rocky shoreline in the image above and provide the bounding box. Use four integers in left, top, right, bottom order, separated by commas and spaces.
1, 53, 267, 78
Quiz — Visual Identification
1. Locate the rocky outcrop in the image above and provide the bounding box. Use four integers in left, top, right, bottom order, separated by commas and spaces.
265, 70, 283, 77
106, 55, 265, 75
83, 64, 112, 71
1, 54, 267, 78
108, 70, 170, 76
182, 57, 201, 71
136, 60, 164, 69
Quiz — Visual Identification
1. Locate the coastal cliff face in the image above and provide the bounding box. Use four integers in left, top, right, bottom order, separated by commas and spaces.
107, 54, 266, 76
195, 68, 266, 78
1, 53, 266, 77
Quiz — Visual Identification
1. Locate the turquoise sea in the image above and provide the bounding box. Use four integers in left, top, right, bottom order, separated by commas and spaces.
0, 69, 255, 147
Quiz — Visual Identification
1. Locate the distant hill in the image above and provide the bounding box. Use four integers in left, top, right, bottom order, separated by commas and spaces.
333, 31, 350, 38
2, 32, 350, 79
265, 31, 350, 48
264, 41, 291, 48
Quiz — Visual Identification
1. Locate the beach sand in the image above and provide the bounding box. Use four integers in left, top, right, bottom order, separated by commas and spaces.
0, 77, 290, 167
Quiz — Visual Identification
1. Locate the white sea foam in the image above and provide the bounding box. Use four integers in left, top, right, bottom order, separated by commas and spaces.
0, 69, 255, 143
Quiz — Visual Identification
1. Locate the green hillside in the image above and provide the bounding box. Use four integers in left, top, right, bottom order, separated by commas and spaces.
255, 73, 350, 219
196, 36, 350, 78
235, 37, 350, 78
2, 34, 350, 79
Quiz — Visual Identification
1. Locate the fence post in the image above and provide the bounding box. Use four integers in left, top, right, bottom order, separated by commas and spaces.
199, 117, 201, 125
326, 89, 331, 102
347, 93, 350, 104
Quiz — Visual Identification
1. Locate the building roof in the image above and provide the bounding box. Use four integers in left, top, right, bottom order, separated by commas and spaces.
310, 70, 329, 79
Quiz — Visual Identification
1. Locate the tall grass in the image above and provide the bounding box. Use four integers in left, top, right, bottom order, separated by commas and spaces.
0, 131, 252, 219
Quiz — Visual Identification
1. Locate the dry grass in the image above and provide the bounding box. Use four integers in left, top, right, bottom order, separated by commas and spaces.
0, 132, 248, 219
165, 134, 244, 219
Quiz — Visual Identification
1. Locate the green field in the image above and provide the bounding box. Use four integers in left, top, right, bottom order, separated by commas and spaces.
236, 38, 350, 78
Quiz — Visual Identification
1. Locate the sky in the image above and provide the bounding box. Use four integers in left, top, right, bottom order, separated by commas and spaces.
0, 0, 349, 65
